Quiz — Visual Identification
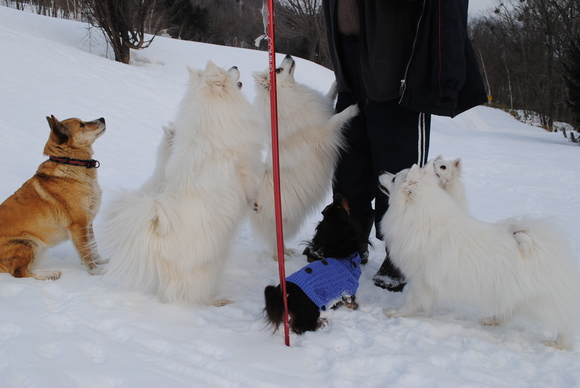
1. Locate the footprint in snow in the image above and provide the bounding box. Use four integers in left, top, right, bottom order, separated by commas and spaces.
76, 340, 107, 363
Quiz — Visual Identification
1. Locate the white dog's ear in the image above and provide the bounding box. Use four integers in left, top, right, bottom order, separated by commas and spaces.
452, 158, 462, 171
252, 71, 267, 80
407, 164, 421, 181
205, 60, 219, 73
162, 122, 175, 139
433, 155, 443, 161
187, 66, 202, 83
252, 71, 269, 88
187, 66, 200, 78
403, 164, 421, 200
421, 159, 436, 175
204, 61, 228, 88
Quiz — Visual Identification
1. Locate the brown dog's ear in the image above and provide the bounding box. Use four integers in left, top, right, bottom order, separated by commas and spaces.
46, 115, 69, 144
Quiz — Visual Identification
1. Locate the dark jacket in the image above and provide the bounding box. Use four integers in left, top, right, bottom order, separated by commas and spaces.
323, 0, 487, 118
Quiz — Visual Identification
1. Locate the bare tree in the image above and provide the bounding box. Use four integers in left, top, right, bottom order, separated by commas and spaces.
470, 0, 579, 130
159, 0, 209, 41
85, 0, 160, 64
564, 33, 580, 128
274, 0, 329, 66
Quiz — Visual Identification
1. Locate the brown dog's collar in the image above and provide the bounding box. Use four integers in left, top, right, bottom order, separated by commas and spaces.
49, 156, 100, 169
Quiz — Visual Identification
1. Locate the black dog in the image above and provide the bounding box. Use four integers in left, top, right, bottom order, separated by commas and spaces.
264, 194, 370, 334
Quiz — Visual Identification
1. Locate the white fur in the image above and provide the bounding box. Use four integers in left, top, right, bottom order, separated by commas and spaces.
432, 155, 469, 212
379, 161, 580, 350
101, 62, 264, 305
139, 122, 175, 194
250, 56, 358, 259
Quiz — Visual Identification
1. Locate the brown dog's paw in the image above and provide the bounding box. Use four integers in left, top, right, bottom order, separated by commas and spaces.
93, 256, 110, 266
88, 265, 104, 276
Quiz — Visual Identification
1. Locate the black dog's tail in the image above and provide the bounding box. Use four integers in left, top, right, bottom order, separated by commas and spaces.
264, 285, 285, 332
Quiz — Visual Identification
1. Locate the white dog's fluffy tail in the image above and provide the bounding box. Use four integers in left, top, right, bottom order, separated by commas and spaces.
502, 216, 580, 349
100, 191, 177, 294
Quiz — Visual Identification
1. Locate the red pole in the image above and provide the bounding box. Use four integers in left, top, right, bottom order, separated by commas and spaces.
265, 0, 290, 346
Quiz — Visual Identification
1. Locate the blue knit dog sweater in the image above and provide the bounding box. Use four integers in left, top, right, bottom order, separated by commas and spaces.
286, 253, 362, 311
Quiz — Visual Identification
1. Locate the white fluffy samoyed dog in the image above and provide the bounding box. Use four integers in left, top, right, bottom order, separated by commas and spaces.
379, 161, 580, 350
251, 55, 358, 259
101, 61, 263, 306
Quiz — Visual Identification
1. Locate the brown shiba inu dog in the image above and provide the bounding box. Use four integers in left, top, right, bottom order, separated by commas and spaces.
0, 115, 106, 280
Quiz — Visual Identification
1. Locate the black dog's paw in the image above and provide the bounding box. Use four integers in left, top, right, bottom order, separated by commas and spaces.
331, 295, 359, 310
316, 318, 329, 330
343, 295, 358, 310
302, 246, 324, 263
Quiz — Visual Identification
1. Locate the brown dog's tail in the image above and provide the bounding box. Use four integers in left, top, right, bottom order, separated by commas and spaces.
264, 285, 285, 332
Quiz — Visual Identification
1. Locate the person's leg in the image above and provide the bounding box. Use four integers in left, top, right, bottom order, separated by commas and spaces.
329, 96, 374, 263
326, 36, 375, 263
332, 94, 373, 217
366, 102, 431, 237
303, 87, 374, 263
364, 100, 431, 291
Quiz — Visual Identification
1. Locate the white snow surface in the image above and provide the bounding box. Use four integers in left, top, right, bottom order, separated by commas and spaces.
0, 6, 579, 387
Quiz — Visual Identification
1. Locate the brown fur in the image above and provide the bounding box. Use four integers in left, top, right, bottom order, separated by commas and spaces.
0, 115, 106, 280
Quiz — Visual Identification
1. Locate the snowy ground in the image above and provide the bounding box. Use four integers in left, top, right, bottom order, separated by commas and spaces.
0, 5, 579, 387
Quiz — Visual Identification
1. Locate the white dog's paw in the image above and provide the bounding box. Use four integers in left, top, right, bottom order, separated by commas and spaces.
210, 299, 234, 307
479, 316, 502, 326
34, 271, 62, 281
383, 308, 401, 318
344, 103, 360, 119
542, 340, 569, 350
271, 253, 287, 261
271, 248, 295, 261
